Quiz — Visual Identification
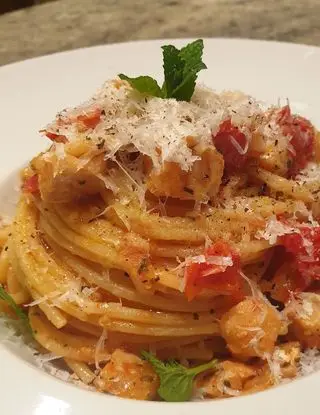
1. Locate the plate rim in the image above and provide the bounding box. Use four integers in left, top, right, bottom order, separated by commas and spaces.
0, 37, 320, 415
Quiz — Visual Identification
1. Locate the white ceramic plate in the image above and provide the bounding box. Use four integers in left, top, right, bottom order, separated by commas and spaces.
0, 38, 320, 415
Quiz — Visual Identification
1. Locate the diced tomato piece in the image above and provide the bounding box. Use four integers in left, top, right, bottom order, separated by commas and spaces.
276, 105, 315, 176
184, 241, 244, 301
23, 174, 39, 194
212, 119, 248, 173
279, 225, 320, 291
44, 131, 68, 144
42, 109, 101, 140
77, 109, 101, 129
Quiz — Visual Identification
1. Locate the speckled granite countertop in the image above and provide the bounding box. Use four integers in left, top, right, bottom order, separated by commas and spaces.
1, 0, 320, 66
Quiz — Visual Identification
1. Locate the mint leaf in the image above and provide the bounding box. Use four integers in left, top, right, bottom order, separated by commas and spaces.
118, 39, 207, 102
141, 351, 217, 402
179, 39, 207, 74
162, 39, 207, 101
172, 39, 207, 101
118, 74, 163, 98
161, 45, 185, 98
0, 284, 32, 334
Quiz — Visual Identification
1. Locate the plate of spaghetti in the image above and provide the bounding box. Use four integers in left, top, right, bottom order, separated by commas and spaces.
0, 38, 320, 415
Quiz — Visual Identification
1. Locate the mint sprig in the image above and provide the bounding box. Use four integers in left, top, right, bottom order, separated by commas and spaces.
141, 350, 217, 402
119, 39, 207, 102
0, 284, 32, 334
118, 75, 163, 98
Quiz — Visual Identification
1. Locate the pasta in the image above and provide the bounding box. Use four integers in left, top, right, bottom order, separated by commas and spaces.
1, 41, 320, 402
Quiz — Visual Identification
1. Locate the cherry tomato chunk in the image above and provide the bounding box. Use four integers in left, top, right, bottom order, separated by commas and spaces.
23, 174, 39, 194
77, 109, 101, 129
276, 105, 315, 176
212, 120, 248, 173
280, 225, 320, 291
42, 109, 101, 142
184, 241, 243, 301
44, 131, 68, 144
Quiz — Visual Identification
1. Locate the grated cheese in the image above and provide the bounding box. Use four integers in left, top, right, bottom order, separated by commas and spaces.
256, 216, 297, 245
230, 136, 249, 155
81, 286, 98, 297
25, 291, 60, 307
265, 349, 282, 384
247, 328, 266, 355
94, 328, 108, 370
299, 348, 320, 376
53, 143, 66, 160
284, 292, 319, 325
299, 293, 318, 317
301, 236, 314, 257
186, 254, 206, 264
175, 252, 235, 292
25, 281, 94, 310
257, 106, 290, 151
206, 256, 233, 267
239, 271, 260, 298
28, 280, 97, 310
111, 157, 146, 206
216, 375, 241, 397
296, 162, 320, 185
44, 81, 266, 173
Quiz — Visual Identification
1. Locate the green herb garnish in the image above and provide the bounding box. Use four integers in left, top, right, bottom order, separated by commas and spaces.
119, 39, 207, 102
118, 75, 163, 98
0, 284, 32, 334
141, 351, 217, 402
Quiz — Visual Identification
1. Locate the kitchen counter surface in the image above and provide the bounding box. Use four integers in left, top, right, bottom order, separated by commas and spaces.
1, 0, 320, 65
